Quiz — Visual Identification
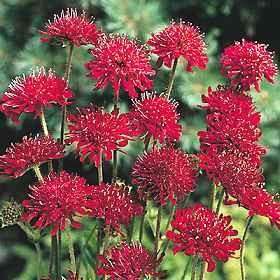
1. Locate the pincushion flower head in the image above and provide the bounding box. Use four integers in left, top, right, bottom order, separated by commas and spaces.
40, 8, 101, 47
67, 106, 133, 167
0, 67, 73, 123
166, 204, 241, 272
132, 146, 198, 205
198, 86, 264, 154
85, 35, 155, 98
86, 181, 143, 232
147, 20, 208, 72
220, 39, 277, 92
22, 171, 90, 235
0, 135, 64, 178
97, 242, 160, 279
236, 186, 280, 229
130, 92, 182, 143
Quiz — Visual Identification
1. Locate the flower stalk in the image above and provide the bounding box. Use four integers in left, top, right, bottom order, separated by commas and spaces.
240, 216, 254, 280
166, 58, 178, 98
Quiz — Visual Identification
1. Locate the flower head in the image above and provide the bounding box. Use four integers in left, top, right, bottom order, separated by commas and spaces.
67, 106, 133, 167
147, 21, 208, 71
97, 242, 160, 279
198, 86, 264, 155
85, 35, 155, 98
237, 186, 280, 229
132, 146, 198, 205
220, 39, 277, 92
130, 92, 182, 143
22, 171, 90, 235
0, 68, 73, 123
0, 135, 64, 178
40, 8, 101, 46
166, 204, 241, 272
86, 182, 143, 232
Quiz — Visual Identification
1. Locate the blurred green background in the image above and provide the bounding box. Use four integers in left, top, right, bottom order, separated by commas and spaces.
0, 0, 279, 279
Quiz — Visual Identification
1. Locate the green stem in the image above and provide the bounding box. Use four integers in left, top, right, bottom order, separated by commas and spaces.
191, 257, 198, 280
40, 109, 49, 136
101, 227, 110, 255
166, 58, 178, 98
53, 234, 59, 280
159, 204, 176, 258
66, 226, 76, 274
139, 203, 146, 243
180, 257, 192, 280
215, 188, 225, 214
59, 43, 74, 171
199, 261, 206, 280
240, 216, 254, 280
76, 224, 97, 275
49, 236, 55, 277
34, 242, 42, 280
33, 165, 43, 182
154, 206, 162, 255
57, 231, 62, 280
127, 218, 134, 243
112, 150, 117, 182
98, 153, 103, 184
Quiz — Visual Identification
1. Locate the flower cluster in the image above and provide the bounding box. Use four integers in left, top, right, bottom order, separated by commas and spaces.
86, 182, 143, 232
147, 21, 208, 71
130, 92, 182, 143
97, 242, 160, 279
220, 39, 277, 92
86, 35, 155, 98
22, 171, 90, 235
132, 146, 198, 205
199, 85, 280, 227
67, 106, 133, 167
0, 68, 73, 123
40, 8, 101, 46
0, 135, 64, 178
166, 204, 241, 272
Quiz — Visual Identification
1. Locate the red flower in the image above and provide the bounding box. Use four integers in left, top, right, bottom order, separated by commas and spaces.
86, 182, 143, 232
97, 242, 160, 279
22, 171, 90, 235
130, 92, 182, 143
67, 106, 133, 167
132, 146, 198, 205
0, 135, 64, 178
198, 86, 264, 155
236, 186, 280, 229
147, 21, 208, 71
166, 204, 241, 272
199, 147, 264, 199
0, 68, 73, 123
85, 35, 155, 98
40, 8, 101, 46
220, 39, 277, 92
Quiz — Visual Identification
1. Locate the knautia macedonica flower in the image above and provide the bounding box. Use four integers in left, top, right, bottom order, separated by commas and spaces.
22, 171, 90, 235
0, 135, 64, 178
132, 146, 198, 205
86, 182, 143, 232
97, 242, 160, 279
40, 8, 102, 46
166, 204, 241, 272
147, 21, 208, 71
199, 147, 264, 199
198, 86, 264, 156
235, 186, 280, 229
67, 106, 133, 167
130, 92, 182, 143
220, 39, 277, 92
85, 35, 155, 98
0, 67, 73, 123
